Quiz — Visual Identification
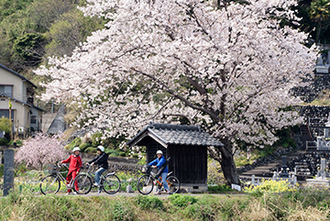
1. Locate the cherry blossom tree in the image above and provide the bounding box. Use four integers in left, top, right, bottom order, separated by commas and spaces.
15, 133, 66, 170
35, 0, 317, 184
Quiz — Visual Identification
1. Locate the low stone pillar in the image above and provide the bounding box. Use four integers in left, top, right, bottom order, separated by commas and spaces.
251, 175, 255, 185
126, 185, 133, 193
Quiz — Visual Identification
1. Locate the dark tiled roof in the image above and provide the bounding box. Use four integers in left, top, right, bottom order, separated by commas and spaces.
127, 123, 223, 147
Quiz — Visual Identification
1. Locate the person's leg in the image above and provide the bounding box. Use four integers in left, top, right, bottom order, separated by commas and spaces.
161, 172, 169, 192
71, 171, 78, 191
95, 168, 106, 186
66, 172, 73, 193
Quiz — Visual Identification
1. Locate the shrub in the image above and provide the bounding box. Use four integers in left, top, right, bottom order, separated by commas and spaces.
65, 137, 82, 150
288, 188, 330, 209
286, 204, 330, 221
239, 199, 274, 221
169, 194, 198, 208
244, 179, 297, 195
183, 197, 217, 220
208, 184, 232, 193
14, 164, 27, 176
84, 147, 97, 154
119, 151, 127, 157
262, 191, 330, 220
8, 140, 23, 147
79, 142, 90, 152
137, 157, 146, 165
111, 200, 136, 221
0, 116, 11, 134
116, 171, 137, 192
207, 159, 225, 184
135, 195, 163, 210
91, 132, 102, 147
0, 164, 3, 177
104, 148, 112, 154
109, 150, 120, 157
0, 138, 8, 146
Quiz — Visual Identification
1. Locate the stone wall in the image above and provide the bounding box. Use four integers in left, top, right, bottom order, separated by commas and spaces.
299, 105, 330, 122
80, 152, 140, 173
292, 74, 330, 103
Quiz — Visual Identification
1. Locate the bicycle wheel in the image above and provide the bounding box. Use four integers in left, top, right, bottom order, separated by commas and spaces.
137, 175, 154, 195
167, 176, 180, 194
40, 175, 61, 195
73, 174, 92, 194
101, 174, 121, 194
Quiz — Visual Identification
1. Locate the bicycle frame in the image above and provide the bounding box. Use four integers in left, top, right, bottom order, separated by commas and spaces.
40, 164, 77, 195
54, 165, 76, 189
152, 171, 173, 187
73, 164, 121, 195
80, 165, 118, 186
80, 165, 107, 184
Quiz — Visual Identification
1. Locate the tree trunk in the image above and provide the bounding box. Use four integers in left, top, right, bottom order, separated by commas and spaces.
216, 138, 240, 185
315, 20, 322, 44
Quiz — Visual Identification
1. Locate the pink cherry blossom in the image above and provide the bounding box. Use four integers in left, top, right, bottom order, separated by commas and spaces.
15, 133, 66, 170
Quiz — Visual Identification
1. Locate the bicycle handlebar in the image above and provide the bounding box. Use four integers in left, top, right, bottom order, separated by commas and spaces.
57, 162, 69, 169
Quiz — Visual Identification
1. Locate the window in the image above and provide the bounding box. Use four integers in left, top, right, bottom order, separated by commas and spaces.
30, 116, 36, 124
0, 85, 13, 97
0, 109, 14, 121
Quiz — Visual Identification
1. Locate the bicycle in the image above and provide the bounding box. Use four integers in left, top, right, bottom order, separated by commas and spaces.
137, 164, 180, 195
40, 163, 77, 195
72, 164, 121, 194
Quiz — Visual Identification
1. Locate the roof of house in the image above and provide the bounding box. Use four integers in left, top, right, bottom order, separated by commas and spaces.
127, 123, 224, 148
0, 64, 37, 88
0, 94, 43, 111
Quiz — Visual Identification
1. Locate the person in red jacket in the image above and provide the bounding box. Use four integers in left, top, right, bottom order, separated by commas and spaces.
60, 147, 83, 195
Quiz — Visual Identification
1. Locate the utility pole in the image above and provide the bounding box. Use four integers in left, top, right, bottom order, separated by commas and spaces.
8, 98, 13, 141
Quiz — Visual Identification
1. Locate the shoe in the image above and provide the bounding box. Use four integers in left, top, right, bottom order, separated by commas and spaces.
154, 191, 161, 195
165, 189, 172, 194
93, 183, 99, 187
72, 192, 77, 195
66, 192, 71, 195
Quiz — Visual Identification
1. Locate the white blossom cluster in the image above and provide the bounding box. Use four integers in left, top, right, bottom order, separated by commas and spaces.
35, 0, 317, 148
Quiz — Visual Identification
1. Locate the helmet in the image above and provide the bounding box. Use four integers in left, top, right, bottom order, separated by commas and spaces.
156, 150, 163, 155
97, 145, 105, 152
72, 147, 80, 152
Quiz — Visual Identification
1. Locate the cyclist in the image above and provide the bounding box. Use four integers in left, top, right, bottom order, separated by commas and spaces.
88, 145, 109, 193
149, 150, 170, 195
60, 147, 83, 195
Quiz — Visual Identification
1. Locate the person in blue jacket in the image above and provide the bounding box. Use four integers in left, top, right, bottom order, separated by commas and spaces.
149, 150, 170, 194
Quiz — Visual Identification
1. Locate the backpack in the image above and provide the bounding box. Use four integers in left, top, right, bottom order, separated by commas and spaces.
155, 157, 171, 179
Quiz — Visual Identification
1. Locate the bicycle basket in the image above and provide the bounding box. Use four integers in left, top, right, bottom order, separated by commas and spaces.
141, 164, 151, 174
48, 164, 59, 174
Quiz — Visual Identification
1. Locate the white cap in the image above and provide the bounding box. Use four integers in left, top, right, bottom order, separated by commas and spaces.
72, 147, 80, 152
156, 150, 163, 155
97, 145, 105, 152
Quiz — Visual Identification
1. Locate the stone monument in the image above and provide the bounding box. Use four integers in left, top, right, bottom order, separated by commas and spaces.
306, 158, 330, 187
3, 149, 14, 196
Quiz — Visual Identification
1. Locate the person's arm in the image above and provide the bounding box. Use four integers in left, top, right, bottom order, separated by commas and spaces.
78, 156, 83, 172
88, 155, 99, 164
148, 158, 157, 166
61, 155, 71, 164
93, 153, 107, 165
155, 157, 166, 168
